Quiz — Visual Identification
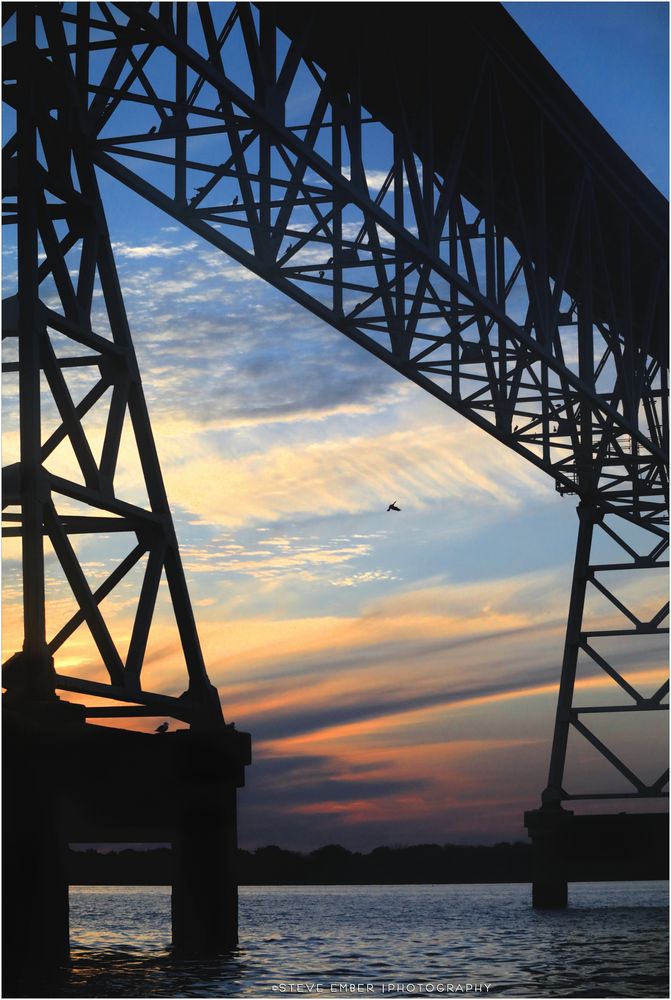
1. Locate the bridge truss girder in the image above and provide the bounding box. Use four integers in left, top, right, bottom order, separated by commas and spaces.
2, 3, 668, 801
83, 1, 667, 526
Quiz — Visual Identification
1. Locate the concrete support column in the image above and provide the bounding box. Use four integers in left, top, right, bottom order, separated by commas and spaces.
3, 731, 71, 991
171, 785, 239, 955
3, 701, 89, 992
525, 807, 572, 909
3, 799, 70, 979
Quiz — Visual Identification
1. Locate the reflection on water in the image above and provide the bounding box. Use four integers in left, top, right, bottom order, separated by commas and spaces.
25, 882, 671, 997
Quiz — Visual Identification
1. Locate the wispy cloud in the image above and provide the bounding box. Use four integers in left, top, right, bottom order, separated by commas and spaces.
111, 240, 199, 259
156, 415, 548, 529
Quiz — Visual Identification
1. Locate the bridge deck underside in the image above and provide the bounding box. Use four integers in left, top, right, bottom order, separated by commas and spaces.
270, 2, 668, 364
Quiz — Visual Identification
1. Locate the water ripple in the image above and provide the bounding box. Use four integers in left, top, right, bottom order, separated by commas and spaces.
18, 882, 668, 998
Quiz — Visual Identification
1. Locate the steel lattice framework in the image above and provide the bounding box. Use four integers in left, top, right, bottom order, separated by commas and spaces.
2, 4, 668, 801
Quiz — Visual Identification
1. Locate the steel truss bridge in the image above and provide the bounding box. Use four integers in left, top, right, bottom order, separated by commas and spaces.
2, 2, 668, 811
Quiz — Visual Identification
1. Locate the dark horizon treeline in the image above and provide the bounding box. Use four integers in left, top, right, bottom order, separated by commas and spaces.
239, 841, 533, 884
68, 841, 533, 885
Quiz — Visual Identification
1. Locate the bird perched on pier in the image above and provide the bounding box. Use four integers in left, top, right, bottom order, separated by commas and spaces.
155, 721, 169, 734
387, 501, 401, 512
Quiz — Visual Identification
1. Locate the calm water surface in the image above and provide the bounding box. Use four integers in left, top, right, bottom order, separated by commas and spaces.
29, 882, 671, 998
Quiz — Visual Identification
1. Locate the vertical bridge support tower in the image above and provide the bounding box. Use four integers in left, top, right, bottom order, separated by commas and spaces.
526, 501, 668, 906
2, 5, 250, 987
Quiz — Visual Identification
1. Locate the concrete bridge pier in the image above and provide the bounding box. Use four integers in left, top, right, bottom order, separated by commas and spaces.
3, 699, 251, 993
172, 787, 240, 954
3, 757, 71, 980
525, 806, 669, 908
2, 699, 83, 988
524, 807, 571, 908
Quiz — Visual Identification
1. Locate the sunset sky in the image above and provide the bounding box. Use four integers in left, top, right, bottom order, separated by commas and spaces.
2, 2, 668, 851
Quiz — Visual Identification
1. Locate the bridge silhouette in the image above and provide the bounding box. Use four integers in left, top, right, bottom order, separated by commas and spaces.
2, 0, 668, 980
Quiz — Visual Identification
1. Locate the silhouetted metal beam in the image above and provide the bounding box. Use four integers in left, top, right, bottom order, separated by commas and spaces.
1, 3, 667, 809
78, 2, 668, 529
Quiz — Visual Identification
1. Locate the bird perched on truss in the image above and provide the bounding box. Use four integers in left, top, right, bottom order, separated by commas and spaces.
231, 195, 239, 205
319, 270, 325, 279
148, 125, 157, 134
155, 721, 169, 734
387, 501, 401, 512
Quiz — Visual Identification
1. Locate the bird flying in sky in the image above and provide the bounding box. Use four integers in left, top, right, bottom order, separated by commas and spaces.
387, 501, 401, 512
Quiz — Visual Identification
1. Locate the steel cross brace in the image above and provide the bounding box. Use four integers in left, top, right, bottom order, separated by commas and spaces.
544, 502, 668, 803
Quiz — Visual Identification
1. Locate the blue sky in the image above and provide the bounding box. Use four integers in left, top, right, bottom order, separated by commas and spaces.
2, 3, 667, 850
504, 2, 669, 193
